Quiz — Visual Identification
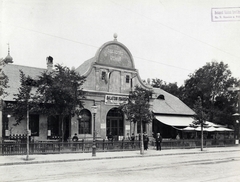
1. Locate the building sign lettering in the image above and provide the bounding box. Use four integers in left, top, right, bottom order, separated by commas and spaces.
105, 95, 128, 105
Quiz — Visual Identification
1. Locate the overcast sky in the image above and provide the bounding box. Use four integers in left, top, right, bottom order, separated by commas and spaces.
1, 0, 240, 86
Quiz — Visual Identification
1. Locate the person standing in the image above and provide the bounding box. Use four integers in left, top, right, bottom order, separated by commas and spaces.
156, 133, 162, 151
72, 133, 78, 151
130, 133, 135, 148
107, 132, 113, 141
72, 133, 78, 142
143, 132, 149, 150
130, 133, 135, 141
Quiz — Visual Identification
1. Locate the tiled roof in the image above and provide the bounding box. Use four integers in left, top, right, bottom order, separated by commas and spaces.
151, 88, 195, 116
2, 64, 46, 101
2, 64, 195, 116
75, 57, 96, 76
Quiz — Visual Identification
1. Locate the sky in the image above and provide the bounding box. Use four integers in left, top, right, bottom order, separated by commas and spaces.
1, 0, 240, 86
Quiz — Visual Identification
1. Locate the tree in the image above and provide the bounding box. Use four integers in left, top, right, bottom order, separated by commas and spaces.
11, 70, 36, 160
36, 64, 86, 142
181, 61, 239, 127
0, 59, 9, 97
151, 78, 181, 98
192, 96, 208, 151
120, 85, 153, 155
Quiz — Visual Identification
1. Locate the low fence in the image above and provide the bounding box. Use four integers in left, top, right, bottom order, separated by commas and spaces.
152, 138, 235, 149
0, 138, 236, 156
0, 140, 140, 156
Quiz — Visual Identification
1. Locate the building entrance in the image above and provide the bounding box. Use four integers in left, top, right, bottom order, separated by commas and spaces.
106, 108, 124, 140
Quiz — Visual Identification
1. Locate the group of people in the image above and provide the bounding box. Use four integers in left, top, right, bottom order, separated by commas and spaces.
132, 132, 163, 151
72, 132, 163, 151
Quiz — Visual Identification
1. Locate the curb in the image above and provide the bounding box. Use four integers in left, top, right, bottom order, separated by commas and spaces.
1, 148, 240, 166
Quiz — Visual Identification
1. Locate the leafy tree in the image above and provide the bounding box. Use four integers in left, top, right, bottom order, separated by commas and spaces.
151, 78, 181, 98
11, 71, 36, 124
0, 60, 9, 97
36, 64, 86, 141
181, 61, 239, 127
11, 70, 36, 160
120, 85, 153, 155
192, 96, 209, 151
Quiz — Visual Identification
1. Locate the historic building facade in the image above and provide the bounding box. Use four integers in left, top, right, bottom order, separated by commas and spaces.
0, 35, 196, 142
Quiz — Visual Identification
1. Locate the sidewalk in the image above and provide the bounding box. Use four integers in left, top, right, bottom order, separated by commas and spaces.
1, 146, 240, 166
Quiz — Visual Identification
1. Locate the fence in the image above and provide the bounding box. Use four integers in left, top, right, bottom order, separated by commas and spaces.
0, 138, 236, 156
0, 140, 140, 155
151, 138, 235, 149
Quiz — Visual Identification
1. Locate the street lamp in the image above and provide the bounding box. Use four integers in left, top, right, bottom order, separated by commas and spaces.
91, 103, 97, 157
233, 113, 240, 144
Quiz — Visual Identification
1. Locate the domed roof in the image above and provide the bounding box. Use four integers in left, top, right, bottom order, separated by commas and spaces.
4, 44, 13, 64
94, 34, 135, 70
4, 54, 13, 64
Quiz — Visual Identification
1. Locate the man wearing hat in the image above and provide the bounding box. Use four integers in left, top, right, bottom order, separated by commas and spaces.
156, 133, 162, 151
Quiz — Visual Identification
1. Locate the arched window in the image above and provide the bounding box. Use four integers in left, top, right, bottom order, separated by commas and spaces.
157, 94, 165, 100
106, 108, 124, 139
78, 109, 91, 134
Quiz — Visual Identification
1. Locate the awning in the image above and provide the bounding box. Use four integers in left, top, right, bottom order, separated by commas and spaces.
183, 126, 234, 132
155, 116, 194, 127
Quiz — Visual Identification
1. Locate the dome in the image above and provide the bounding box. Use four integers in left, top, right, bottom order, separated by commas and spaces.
4, 44, 13, 64
4, 54, 13, 64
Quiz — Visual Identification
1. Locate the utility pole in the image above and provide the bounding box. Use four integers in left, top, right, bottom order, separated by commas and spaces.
228, 86, 240, 144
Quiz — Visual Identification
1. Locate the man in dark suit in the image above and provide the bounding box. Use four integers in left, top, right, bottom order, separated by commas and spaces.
156, 133, 162, 151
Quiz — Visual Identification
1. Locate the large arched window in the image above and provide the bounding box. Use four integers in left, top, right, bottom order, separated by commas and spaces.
106, 108, 124, 139
78, 109, 91, 134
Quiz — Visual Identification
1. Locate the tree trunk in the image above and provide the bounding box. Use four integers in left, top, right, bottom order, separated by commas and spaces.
60, 115, 64, 142
140, 119, 144, 155
201, 122, 203, 151
133, 122, 136, 134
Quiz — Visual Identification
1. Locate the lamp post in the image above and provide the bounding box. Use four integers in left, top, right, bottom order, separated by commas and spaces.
91, 103, 97, 157
7, 114, 11, 137
26, 102, 30, 160
233, 113, 240, 144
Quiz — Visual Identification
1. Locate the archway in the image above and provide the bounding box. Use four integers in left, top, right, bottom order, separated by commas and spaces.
78, 109, 92, 137
106, 108, 124, 140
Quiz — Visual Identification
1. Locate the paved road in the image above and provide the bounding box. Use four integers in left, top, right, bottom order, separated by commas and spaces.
1, 150, 240, 182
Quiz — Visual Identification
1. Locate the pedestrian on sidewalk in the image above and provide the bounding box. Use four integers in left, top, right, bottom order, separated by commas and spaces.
156, 133, 162, 151
143, 132, 149, 150
108, 132, 113, 141
72, 133, 78, 142
130, 133, 135, 148
72, 133, 79, 151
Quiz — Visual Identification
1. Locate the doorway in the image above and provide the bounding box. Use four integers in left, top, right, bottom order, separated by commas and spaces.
106, 108, 124, 140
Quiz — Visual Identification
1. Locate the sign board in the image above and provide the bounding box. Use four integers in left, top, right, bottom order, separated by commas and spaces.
212, 7, 240, 22
5, 130, 10, 136
105, 95, 128, 105
47, 130, 51, 136
101, 123, 106, 129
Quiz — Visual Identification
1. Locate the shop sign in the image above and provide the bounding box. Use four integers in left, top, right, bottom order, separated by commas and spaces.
105, 95, 128, 105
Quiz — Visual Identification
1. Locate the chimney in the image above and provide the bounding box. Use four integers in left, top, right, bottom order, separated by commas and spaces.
46, 56, 53, 71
